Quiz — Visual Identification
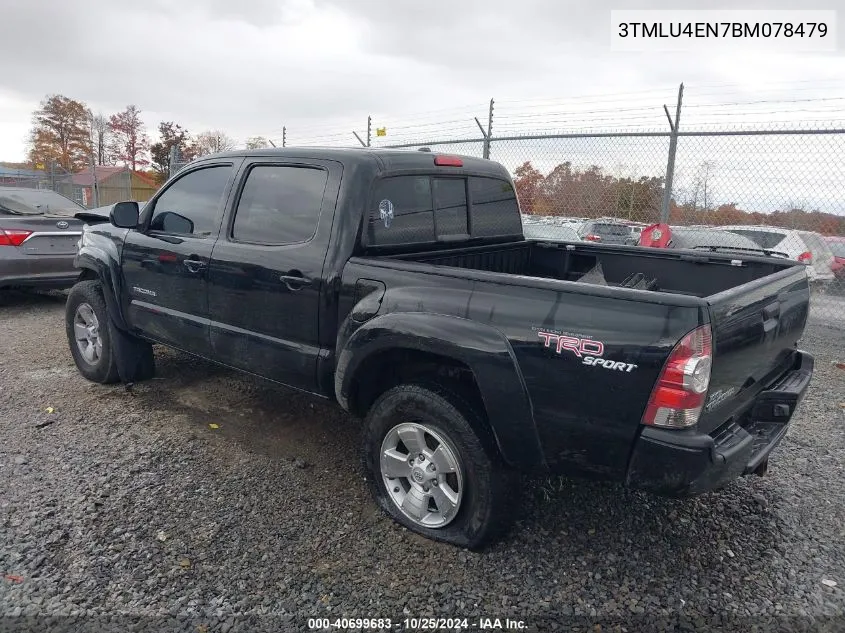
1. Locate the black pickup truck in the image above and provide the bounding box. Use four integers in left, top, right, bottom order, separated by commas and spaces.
66, 148, 814, 548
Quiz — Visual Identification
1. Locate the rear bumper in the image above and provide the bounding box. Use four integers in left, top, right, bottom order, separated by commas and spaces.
0, 255, 78, 289
625, 350, 814, 497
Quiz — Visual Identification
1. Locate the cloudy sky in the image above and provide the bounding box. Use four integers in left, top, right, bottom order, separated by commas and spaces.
0, 0, 843, 162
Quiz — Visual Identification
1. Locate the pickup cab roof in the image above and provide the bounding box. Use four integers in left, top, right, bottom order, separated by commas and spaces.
193, 147, 510, 179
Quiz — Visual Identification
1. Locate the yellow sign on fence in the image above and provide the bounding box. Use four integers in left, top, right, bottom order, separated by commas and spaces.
376, 127, 387, 137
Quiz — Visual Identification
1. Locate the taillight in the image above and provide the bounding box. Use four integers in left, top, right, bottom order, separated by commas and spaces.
797, 251, 812, 263
584, 234, 602, 242
0, 229, 33, 247
642, 324, 713, 429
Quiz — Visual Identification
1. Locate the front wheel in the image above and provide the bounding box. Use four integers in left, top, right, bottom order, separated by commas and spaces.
66, 280, 120, 384
362, 384, 514, 549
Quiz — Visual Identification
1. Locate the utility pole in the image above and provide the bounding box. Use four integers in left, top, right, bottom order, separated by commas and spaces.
89, 152, 99, 208
660, 83, 684, 224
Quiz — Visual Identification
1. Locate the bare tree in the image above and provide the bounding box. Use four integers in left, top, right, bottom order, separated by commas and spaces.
90, 113, 111, 165
194, 130, 237, 156
245, 135, 270, 150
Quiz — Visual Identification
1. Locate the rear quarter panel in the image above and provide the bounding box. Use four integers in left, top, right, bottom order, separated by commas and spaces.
341, 259, 705, 479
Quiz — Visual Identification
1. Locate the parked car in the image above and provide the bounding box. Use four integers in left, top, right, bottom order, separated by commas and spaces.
638, 223, 789, 258
577, 220, 637, 245
719, 225, 835, 288
824, 236, 845, 287
0, 187, 86, 291
522, 221, 581, 242
65, 148, 814, 548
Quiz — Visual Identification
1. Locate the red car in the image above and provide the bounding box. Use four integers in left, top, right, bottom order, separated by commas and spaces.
825, 236, 845, 281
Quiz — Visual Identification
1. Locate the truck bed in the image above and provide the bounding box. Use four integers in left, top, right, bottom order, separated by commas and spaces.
390, 240, 796, 298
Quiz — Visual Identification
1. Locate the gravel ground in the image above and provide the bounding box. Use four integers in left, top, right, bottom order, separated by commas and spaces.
1, 290, 843, 633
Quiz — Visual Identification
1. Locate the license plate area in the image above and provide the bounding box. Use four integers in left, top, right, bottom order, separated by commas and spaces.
21, 235, 79, 255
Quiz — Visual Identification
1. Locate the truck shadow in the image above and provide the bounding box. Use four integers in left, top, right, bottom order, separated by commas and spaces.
0, 288, 68, 308
125, 346, 790, 605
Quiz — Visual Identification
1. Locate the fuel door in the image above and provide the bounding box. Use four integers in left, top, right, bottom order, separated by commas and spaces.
351, 279, 386, 323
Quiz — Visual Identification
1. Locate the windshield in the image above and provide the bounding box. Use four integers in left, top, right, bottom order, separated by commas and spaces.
0, 188, 83, 217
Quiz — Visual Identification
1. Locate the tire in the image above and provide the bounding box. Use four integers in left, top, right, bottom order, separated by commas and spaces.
362, 383, 515, 549
66, 280, 120, 384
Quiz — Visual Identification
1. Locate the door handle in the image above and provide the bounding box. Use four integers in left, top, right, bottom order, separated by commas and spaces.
183, 258, 206, 274
279, 273, 310, 291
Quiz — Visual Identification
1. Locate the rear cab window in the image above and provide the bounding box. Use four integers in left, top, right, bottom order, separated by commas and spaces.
365, 174, 521, 248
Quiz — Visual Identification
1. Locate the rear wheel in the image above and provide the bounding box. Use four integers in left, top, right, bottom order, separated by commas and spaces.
362, 384, 515, 549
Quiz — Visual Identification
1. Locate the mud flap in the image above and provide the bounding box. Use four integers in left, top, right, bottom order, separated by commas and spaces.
107, 319, 154, 384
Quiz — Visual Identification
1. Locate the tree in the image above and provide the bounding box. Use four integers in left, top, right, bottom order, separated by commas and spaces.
150, 121, 194, 183
513, 161, 545, 214
108, 105, 150, 171
90, 113, 110, 166
28, 94, 92, 172
245, 136, 271, 149
194, 130, 236, 156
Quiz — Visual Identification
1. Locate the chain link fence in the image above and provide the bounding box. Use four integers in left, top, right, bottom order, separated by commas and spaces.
86, 88, 845, 325
0, 164, 149, 210
381, 124, 844, 325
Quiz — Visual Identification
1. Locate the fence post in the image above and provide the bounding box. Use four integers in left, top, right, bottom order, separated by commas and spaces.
660, 83, 684, 223
367, 115, 372, 147
282, 126, 286, 148
484, 98, 494, 159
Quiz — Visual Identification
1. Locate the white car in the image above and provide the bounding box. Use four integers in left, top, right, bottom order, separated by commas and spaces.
718, 225, 835, 284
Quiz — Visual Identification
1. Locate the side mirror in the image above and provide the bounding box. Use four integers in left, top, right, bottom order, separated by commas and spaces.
151, 211, 194, 235
110, 201, 140, 228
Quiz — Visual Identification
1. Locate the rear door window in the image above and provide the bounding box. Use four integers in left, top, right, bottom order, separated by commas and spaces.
231, 165, 328, 245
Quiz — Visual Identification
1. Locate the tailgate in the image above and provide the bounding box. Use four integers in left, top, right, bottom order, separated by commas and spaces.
698, 265, 810, 433
0, 215, 83, 255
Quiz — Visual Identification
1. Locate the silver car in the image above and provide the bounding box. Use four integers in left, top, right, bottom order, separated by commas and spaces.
0, 188, 86, 291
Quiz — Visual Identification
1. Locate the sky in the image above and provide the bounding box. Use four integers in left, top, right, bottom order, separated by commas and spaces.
0, 0, 843, 211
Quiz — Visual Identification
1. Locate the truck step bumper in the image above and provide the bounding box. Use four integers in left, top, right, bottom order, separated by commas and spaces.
626, 350, 814, 497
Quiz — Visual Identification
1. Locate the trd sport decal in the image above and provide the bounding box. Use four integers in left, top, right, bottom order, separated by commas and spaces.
536, 330, 637, 373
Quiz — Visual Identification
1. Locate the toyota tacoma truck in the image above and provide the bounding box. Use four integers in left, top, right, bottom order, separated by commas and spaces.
65, 148, 814, 548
